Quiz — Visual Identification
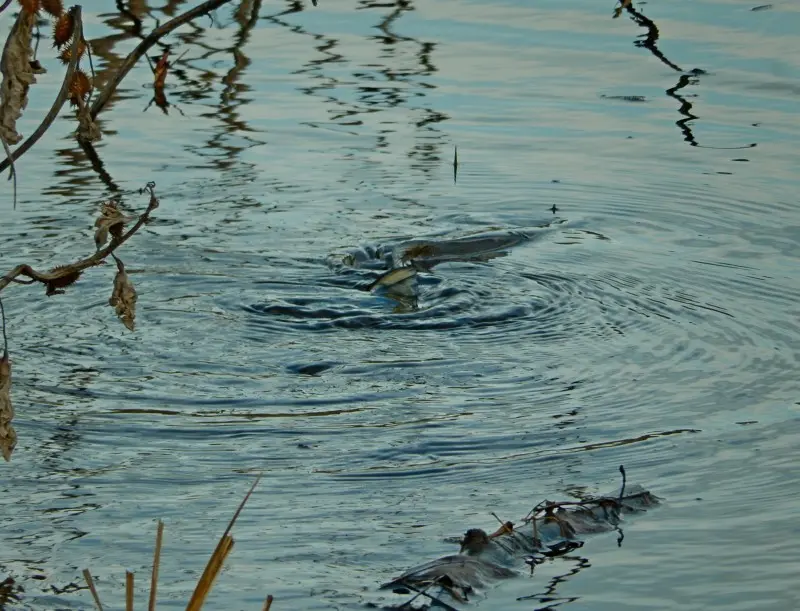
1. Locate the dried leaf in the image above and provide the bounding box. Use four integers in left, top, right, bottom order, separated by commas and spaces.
153, 50, 169, 90
109, 257, 137, 331
52, 11, 74, 49
0, 9, 38, 144
41, 0, 63, 17
94, 223, 109, 250
94, 201, 131, 248
0, 351, 16, 462
76, 98, 101, 142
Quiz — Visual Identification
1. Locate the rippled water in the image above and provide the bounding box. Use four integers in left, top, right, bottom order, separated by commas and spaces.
1, 0, 799, 609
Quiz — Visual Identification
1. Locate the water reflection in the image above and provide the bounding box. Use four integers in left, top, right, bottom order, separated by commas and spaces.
618, 1, 756, 150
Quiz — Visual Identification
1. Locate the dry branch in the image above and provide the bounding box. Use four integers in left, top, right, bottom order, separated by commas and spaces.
0, 182, 159, 295
0, 5, 83, 174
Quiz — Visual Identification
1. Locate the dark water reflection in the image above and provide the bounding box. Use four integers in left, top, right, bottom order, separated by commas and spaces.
2, 0, 800, 610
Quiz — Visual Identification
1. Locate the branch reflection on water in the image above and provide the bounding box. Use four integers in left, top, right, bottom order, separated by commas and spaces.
617, 0, 756, 150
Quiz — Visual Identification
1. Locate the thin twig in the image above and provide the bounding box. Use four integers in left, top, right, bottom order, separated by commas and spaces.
0, 296, 6, 358
82, 569, 104, 611
400, 582, 459, 611
185, 474, 262, 611
90, 0, 238, 120
0, 182, 159, 294
618, 464, 627, 503
125, 571, 134, 611
0, 133, 16, 208
398, 575, 443, 609
148, 520, 164, 611
0, 6, 83, 174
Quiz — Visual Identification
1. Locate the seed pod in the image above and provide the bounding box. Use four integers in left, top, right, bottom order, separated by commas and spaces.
17, 0, 40, 15
58, 38, 86, 65
52, 10, 74, 49
68, 69, 91, 106
41, 0, 63, 17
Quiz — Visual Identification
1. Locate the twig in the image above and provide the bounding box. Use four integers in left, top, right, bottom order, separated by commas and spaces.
0, 6, 83, 174
0, 133, 16, 208
125, 571, 134, 611
82, 569, 104, 611
90, 0, 238, 120
398, 575, 442, 609
0, 295, 6, 358
0, 182, 159, 294
185, 473, 262, 611
262, 595, 274, 611
618, 464, 627, 503
400, 582, 459, 611
149, 520, 164, 611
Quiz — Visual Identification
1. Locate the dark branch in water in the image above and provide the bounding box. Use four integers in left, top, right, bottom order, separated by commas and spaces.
400, 582, 459, 611
665, 73, 757, 150
622, 3, 682, 72
618, 464, 627, 502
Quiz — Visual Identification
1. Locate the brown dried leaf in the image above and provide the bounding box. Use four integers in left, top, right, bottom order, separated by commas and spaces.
109, 257, 137, 331
0, 351, 16, 462
41, 0, 63, 17
76, 98, 101, 142
0, 9, 38, 144
153, 50, 170, 90
94, 223, 109, 250
94, 201, 131, 248
52, 11, 74, 49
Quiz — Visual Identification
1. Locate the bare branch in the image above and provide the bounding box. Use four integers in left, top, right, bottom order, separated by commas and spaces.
0, 183, 159, 294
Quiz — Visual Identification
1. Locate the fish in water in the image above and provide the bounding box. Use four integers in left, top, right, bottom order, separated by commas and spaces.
367, 266, 418, 296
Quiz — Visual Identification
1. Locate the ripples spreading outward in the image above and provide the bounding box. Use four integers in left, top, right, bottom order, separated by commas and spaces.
1, 0, 800, 610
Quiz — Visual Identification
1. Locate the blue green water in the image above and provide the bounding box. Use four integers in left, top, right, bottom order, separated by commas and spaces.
1, 0, 798, 609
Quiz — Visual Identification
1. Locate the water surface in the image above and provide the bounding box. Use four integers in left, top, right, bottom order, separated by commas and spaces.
1, 0, 799, 609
